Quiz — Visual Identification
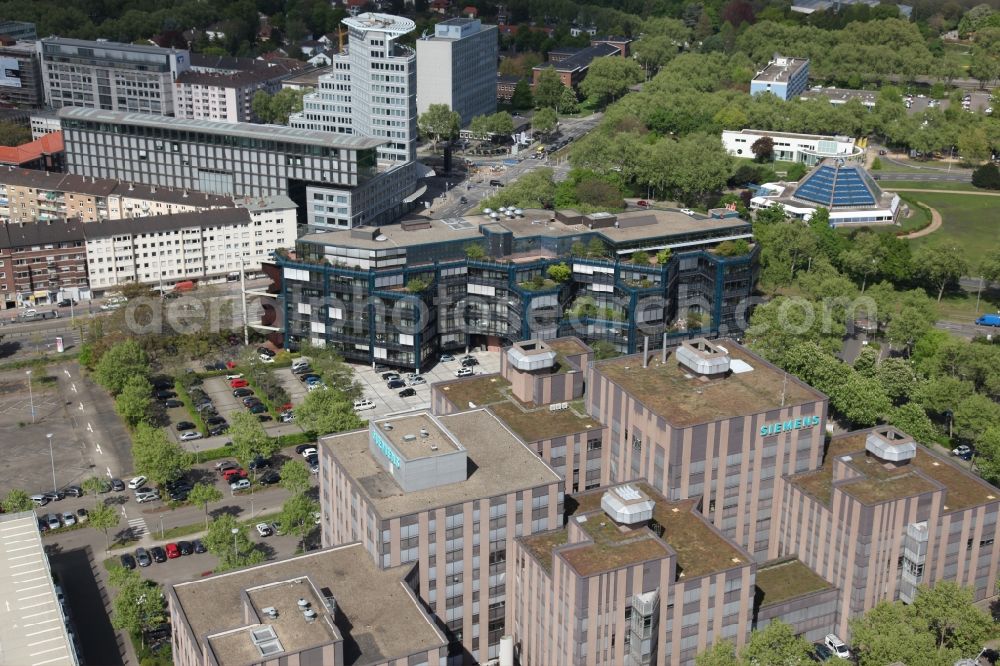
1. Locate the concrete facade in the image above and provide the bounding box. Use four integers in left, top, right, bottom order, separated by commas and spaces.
750, 55, 809, 100
0, 39, 44, 108
416, 19, 498, 126
722, 129, 863, 166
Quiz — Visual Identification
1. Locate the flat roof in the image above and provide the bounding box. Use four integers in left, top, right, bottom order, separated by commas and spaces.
434, 375, 511, 409
490, 401, 601, 442
301, 208, 750, 251
0, 512, 76, 666
595, 341, 825, 427
172, 544, 444, 666
41, 36, 183, 55
755, 558, 833, 607
753, 56, 809, 83
282, 65, 333, 88
343, 13, 416, 36
373, 413, 461, 459
791, 431, 1000, 512
729, 128, 853, 143
522, 485, 748, 578
322, 410, 560, 518
58, 107, 385, 150
801, 87, 878, 105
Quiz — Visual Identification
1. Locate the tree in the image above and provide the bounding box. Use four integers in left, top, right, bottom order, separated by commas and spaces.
850, 600, 939, 666
89, 501, 120, 551
888, 403, 938, 444
957, 126, 990, 164
2, 489, 33, 512
280, 459, 312, 496
630, 250, 650, 265
0, 121, 31, 147
913, 581, 993, 656
250, 88, 307, 124
294, 388, 365, 436
110, 570, 167, 643
663, 133, 733, 205
228, 411, 277, 468
740, 620, 813, 666
558, 87, 579, 114
533, 67, 565, 110
532, 107, 558, 136
839, 232, 884, 292
586, 237, 607, 258
969, 54, 1000, 88
82, 476, 105, 498
656, 248, 672, 264
465, 244, 486, 260
115, 375, 153, 428
189, 483, 223, 529
547, 263, 571, 282
914, 245, 969, 302
578, 56, 644, 106
131, 423, 191, 488
751, 135, 775, 162
485, 111, 515, 136
509, 79, 533, 110
830, 371, 892, 427
203, 514, 265, 571
590, 340, 620, 360
417, 103, 460, 150
94, 339, 148, 395
786, 162, 807, 180
695, 638, 739, 666
281, 493, 319, 537
875, 357, 918, 404
971, 162, 1000, 190
980, 248, 1000, 284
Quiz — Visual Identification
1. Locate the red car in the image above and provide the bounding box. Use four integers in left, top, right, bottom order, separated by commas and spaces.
165, 542, 180, 559
225, 361, 238, 369
222, 468, 247, 482
636, 200, 649, 208
230, 378, 248, 389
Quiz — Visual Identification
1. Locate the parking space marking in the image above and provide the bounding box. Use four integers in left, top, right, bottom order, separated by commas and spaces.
25, 627, 61, 637
33, 654, 71, 665
27, 636, 63, 647
16, 593, 50, 602
16, 584, 50, 593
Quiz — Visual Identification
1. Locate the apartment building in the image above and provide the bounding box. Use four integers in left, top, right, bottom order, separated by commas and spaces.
59, 106, 418, 230
174, 56, 305, 123
290, 13, 418, 165
0, 218, 87, 307
0, 38, 44, 108
267, 207, 757, 369
416, 19, 498, 126
318, 410, 563, 662
37, 38, 190, 115
750, 55, 810, 100
779, 427, 1000, 638
84, 198, 296, 292
0, 168, 234, 224
168, 543, 448, 666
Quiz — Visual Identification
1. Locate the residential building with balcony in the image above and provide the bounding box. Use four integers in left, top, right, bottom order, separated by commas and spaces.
0, 218, 87, 307
37, 37, 190, 115
265, 207, 757, 369
318, 410, 563, 662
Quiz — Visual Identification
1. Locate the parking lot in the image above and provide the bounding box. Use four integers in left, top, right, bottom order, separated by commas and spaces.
351, 349, 502, 419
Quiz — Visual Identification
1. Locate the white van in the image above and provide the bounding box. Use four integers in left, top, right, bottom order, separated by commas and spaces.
353, 398, 376, 411
824, 634, 850, 659
291, 357, 311, 370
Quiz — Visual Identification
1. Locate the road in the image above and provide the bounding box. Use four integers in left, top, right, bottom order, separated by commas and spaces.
877, 171, 973, 182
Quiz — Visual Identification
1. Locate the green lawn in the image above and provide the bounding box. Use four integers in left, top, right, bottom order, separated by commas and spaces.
935, 291, 1000, 323
877, 159, 974, 175
943, 42, 973, 73
879, 180, 981, 193
900, 192, 1000, 267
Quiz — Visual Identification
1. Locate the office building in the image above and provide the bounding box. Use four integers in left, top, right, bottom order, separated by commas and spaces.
416, 19, 498, 126
37, 38, 190, 115
30, 112, 60, 139
0, 167, 234, 224
532, 42, 621, 90
290, 13, 418, 165
0, 512, 78, 665
722, 129, 863, 166
0, 218, 87, 308
750, 55, 810, 100
265, 207, 757, 369
84, 197, 297, 293
0, 38, 43, 108
801, 85, 878, 109
750, 159, 901, 227
0, 21, 36, 42
174, 55, 305, 123
318, 410, 564, 661
168, 543, 448, 666
59, 107, 419, 230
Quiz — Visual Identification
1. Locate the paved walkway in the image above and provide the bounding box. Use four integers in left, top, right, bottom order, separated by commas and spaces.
899, 205, 942, 239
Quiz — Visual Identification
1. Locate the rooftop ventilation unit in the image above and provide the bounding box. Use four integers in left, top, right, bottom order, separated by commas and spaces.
420, 429, 429, 438
865, 427, 917, 463
297, 598, 310, 610
303, 608, 317, 622
601, 484, 655, 525
506, 339, 557, 372
675, 338, 731, 377
382, 423, 394, 430
261, 607, 278, 619
403, 434, 417, 442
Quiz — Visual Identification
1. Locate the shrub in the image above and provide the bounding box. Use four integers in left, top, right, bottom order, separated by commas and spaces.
972, 163, 1000, 190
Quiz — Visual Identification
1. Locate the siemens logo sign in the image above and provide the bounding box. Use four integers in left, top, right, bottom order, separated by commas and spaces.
373, 430, 402, 468
760, 415, 821, 437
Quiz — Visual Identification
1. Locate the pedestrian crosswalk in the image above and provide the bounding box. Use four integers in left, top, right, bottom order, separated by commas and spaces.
127, 517, 148, 538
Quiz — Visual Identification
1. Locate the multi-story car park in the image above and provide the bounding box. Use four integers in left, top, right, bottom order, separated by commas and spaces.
37, 37, 190, 115
58, 107, 420, 230
265, 207, 757, 369
318, 410, 564, 662
416, 18, 498, 127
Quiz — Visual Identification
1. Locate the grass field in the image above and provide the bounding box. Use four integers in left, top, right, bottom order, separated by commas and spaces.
877, 159, 974, 174
898, 192, 999, 267
943, 42, 973, 73
935, 290, 1000, 323
879, 180, 981, 192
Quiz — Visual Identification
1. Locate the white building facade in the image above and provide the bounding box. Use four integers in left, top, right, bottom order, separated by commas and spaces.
37, 38, 189, 115
722, 129, 863, 166
416, 19, 498, 126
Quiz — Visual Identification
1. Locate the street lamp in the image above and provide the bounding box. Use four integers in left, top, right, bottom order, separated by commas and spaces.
26, 370, 34, 423
232, 527, 239, 560
46, 433, 55, 494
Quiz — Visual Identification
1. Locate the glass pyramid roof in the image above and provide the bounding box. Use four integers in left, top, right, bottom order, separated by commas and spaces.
793, 160, 882, 208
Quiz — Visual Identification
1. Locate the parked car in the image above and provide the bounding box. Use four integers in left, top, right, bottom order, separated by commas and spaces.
307, 383, 326, 393
976, 314, 1000, 327
30, 494, 50, 507
408, 376, 426, 386
177, 541, 193, 556
233, 388, 254, 398
204, 361, 226, 371
399, 388, 417, 398
120, 553, 137, 570
295, 444, 314, 455
206, 415, 227, 426
110, 478, 126, 492
163, 399, 183, 408
230, 479, 251, 491
381, 372, 400, 381
256, 347, 276, 358
259, 354, 275, 363
164, 543, 180, 559
300, 373, 322, 384
824, 634, 850, 660
46, 513, 61, 530
154, 390, 177, 400
461, 357, 479, 367
249, 404, 268, 414
128, 476, 147, 489
255, 523, 273, 537
136, 490, 160, 503
192, 539, 207, 554
76, 508, 88, 522
248, 456, 270, 471
180, 431, 203, 442
387, 379, 406, 390
61, 511, 76, 527
953, 444, 974, 461
456, 367, 474, 377
811, 642, 834, 661
225, 373, 243, 380
222, 468, 247, 481
150, 546, 167, 563
489, 179, 504, 187
169, 488, 190, 502
135, 548, 151, 567
305, 454, 318, 467
440, 354, 455, 362
259, 470, 281, 485
230, 378, 248, 389
64, 485, 83, 498
175, 421, 196, 432
209, 425, 229, 436
353, 398, 376, 411
680, 207, 695, 216
291, 364, 312, 375
242, 396, 261, 407
301, 447, 317, 458
42, 490, 65, 502
215, 460, 238, 472
279, 411, 294, 423
636, 200, 649, 208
